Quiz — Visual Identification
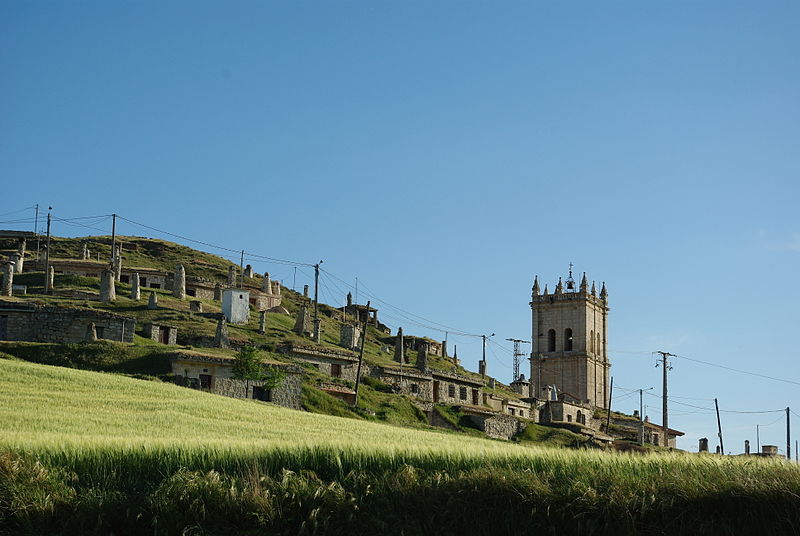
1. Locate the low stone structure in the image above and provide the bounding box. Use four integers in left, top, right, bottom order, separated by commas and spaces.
171, 353, 303, 411
143, 323, 178, 345
460, 407, 525, 440
0, 302, 135, 343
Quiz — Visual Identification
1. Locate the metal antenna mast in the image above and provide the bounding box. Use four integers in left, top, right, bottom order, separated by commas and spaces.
506, 338, 531, 381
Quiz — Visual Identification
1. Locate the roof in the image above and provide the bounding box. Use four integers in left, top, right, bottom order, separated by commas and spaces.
0, 230, 37, 239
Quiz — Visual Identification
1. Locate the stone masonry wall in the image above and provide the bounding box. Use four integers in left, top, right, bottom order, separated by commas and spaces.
212, 371, 302, 410
0, 303, 135, 343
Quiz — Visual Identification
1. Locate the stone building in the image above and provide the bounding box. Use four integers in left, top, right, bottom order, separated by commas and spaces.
278, 341, 360, 381
222, 289, 250, 324
142, 323, 178, 345
0, 302, 135, 343
170, 352, 302, 410
530, 269, 610, 408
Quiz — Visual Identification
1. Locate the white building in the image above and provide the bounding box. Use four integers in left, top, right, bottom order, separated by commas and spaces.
222, 289, 250, 324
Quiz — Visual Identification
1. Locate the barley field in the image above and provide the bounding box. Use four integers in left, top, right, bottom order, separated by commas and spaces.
1, 358, 799, 535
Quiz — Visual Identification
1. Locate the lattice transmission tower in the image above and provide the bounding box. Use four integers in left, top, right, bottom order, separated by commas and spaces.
506, 338, 531, 381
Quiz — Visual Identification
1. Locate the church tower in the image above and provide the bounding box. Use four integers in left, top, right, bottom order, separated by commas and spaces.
529, 267, 610, 408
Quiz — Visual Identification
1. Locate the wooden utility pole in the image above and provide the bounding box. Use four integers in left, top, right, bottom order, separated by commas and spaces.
44, 208, 52, 293
313, 261, 322, 341
605, 376, 613, 434
110, 213, 117, 264
787, 407, 791, 462
353, 300, 370, 407
239, 250, 245, 288
639, 388, 645, 445
715, 398, 724, 455
656, 351, 675, 447
34, 204, 40, 260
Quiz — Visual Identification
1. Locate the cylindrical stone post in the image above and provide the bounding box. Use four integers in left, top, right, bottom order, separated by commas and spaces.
9, 253, 20, 276
227, 266, 236, 287
100, 269, 116, 302
213, 283, 222, 301
214, 315, 230, 349
394, 327, 404, 363
261, 272, 271, 292
303, 284, 309, 298
148, 291, 158, 309
114, 245, 123, 281
173, 264, 186, 299
313, 319, 321, 342
1, 261, 14, 296
258, 310, 267, 335
15, 239, 25, 273
48, 266, 55, 289
131, 272, 141, 300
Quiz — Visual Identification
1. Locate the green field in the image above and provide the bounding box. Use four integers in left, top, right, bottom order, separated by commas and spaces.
2, 358, 800, 535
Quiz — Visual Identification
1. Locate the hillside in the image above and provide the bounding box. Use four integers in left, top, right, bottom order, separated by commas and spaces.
1, 233, 527, 431
2, 357, 799, 535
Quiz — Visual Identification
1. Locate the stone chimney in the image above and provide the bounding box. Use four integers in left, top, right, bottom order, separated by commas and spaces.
173, 264, 186, 299
416, 344, 428, 372
394, 327, 404, 363
541, 384, 553, 402
346, 292, 353, 307
227, 266, 236, 287
303, 284, 309, 298
148, 291, 158, 310
261, 272, 271, 292
293, 305, 310, 336
214, 315, 230, 348
479, 359, 487, 377
131, 273, 141, 300
100, 269, 116, 302
699, 437, 709, 452
243, 264, 254, 279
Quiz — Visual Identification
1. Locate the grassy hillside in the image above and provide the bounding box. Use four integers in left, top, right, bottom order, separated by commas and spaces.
2, 358, 800, 535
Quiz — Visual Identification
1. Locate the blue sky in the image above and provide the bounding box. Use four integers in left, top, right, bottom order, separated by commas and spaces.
2, 1, 799, 452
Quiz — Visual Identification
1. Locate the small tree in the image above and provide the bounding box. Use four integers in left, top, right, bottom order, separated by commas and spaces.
231, 345, 264, 396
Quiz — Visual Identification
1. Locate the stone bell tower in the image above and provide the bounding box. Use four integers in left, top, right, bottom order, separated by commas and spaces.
529, 267, 610, 408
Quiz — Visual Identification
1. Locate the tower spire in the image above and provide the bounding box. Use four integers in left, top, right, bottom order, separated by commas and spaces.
600, 281, 608, 300
580, 272, 588, 293
532, 275, 540, 297
591, 280, 596, 296
555, 277, 564, 295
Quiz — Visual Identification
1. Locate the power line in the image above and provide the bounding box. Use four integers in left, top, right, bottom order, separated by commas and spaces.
672, 353, 800, 387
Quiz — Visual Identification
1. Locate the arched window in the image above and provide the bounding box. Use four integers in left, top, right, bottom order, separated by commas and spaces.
589, 330, 594, 353
547, 329, 556, 352
564, 328, 573, 351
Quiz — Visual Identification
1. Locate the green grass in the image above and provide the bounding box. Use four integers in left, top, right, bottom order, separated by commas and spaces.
2, 359, 800, 535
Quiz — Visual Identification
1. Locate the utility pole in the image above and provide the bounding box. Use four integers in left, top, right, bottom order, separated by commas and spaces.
638, 387, 653, 445
506, 338, 530, 382
44, 208, 52, 293
787, 407, 791, 462
313, 261, 323, 341
655, 351, 675, 447
34, 204, 40, 260
110, 213, 117, 264
353, 300, 370, 407
239, 250, 245, 288
480, 333, 494, 377
757, 424, 760, 453
715, 398, 724, 455
605, 376, 613, 434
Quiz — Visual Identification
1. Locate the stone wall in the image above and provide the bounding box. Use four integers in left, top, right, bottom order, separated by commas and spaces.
466, 412, 524, 440
0, 302, 135, 343
213, 372, 302, 410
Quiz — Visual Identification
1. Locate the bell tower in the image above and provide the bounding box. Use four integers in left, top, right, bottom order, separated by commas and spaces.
529, 267, 610, 408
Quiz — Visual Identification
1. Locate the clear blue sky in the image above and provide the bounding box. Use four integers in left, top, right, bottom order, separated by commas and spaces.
3, 1, 799, 453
